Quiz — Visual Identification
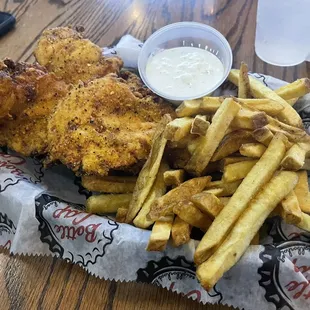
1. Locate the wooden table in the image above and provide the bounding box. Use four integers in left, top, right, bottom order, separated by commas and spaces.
0, 1, 308, 309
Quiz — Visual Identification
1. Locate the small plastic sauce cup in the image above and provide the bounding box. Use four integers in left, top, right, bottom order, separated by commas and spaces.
138, 22, 233, 104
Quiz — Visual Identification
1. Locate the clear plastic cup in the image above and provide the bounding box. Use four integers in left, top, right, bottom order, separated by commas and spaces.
255, 0, 310, 67
138, 22, 232, 104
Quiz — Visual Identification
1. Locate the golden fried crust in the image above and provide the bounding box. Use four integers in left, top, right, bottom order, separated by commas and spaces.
0, 59, 47, 118
0, 71, 68, 156
34, 27, 123, 84
46, 74, 174, 176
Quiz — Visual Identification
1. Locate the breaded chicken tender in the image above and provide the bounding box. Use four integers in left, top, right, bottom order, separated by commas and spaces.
46, 73, 174, 176
34, 27, 123, 84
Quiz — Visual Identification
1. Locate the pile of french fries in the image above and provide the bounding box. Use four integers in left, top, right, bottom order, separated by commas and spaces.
85, 62, 310, 291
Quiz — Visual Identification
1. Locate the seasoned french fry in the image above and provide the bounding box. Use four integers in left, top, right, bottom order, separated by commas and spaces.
294, 171, 310, 213
239, 143, 266, 158
195, 133, 287, 265
280, 191, 302, 225
133, 162, 169, 229
115, 207, 128, 223
191, 192, 224, 218
211, 130, 253, 161
275, 78, 310, 100
81, 175, 137, 193
281, 144, 306, 171
163, 169, 185, 187
176, 99, 202, 117
296, 212, 310, 232
173, 201, 212, 231
196, 171, 298, 290
185, 98, 241, 175
164, 117, 193, 142
146, 215, 174, 251
228, 69, 303, 128
125, 114, 171, 223
252, 126, 274, 146
148, 176, 211, 220
205, 180, 242, 197
238, 62, 251, 98
190, 115, 210, 135
86, 193, 132, 214
250, 232, 260, 245
222, 160, 258, 183
171, 216, 192, 247
231, 108, 268, 130
236, 98, 284, 116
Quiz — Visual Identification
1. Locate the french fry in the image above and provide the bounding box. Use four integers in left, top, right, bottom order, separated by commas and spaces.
190, 115, 210, 135
86, 193, 132, 214
236, 98, 284, 116
163, 169, 185, 187
266, 115, 307, 143
180, 96, 283, 116
296, 212, 310, 232
125, 114, 171, 223
168, 134, 199, 150
173, 201, 212, 231
185, 98, 241, 175
196, 171, 298, 290
164, 117, 193, 142
239, 143, 266, 158
231, 108, 268, 130
218, 197, 230, 206
171, 216, 192, 247
195, 133, 287, 265
205, 180, 242, 197
294, 171, 310, 213
238, 62, 251, 98
187, 136, 205, 154
250, 232, 260, 245
191, 192, 224, 218
115, 207, 128, 223
281, 144, 306, 171
176, 99, 202, 117
211, 130, 253, 161
148, 176, 211, 220
146, 215, 174, 251
228, 69, 303, 128
81, 175, 136, 193
275, 78, 310, 100
252, 126, 274, 146
133, 162, 169, 229
280, 190, 302, 225
222, 160, 258, 183
204, 188, 224, 196
220, 156, 253, 169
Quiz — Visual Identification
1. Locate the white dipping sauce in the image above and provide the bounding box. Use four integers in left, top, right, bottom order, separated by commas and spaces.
145, 46, 224, 98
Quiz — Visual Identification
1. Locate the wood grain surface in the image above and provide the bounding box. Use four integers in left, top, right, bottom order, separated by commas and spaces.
0, 0, 308, 309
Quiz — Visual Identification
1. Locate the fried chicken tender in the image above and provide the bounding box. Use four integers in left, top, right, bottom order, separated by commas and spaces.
46, 73, 174, 176
0, 59, 47, 118
34, 27, 123, 84
0, 59, 68, 156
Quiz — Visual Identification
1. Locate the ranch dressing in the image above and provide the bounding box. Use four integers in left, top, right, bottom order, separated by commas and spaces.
145, 46, 224, 98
